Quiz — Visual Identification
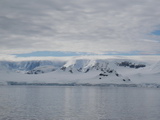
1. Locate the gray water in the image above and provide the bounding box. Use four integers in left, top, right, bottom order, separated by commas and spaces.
0, 86, 160, 120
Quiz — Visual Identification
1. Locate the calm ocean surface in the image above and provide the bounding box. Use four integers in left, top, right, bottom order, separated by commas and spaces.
0, 86, 160, 120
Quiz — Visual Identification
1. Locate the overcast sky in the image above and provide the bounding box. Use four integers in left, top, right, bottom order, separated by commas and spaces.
0, 0, 160, 58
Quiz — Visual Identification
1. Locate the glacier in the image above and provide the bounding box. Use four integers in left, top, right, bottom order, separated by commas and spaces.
0, 56, 160, 87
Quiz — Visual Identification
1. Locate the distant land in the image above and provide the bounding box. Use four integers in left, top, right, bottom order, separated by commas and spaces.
0, 56, 160, 87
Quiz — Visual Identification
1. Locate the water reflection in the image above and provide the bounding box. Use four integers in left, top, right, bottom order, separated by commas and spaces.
0, 86, 160, 120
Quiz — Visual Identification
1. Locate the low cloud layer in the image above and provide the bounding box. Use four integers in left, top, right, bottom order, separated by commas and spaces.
0, 0, 160, 56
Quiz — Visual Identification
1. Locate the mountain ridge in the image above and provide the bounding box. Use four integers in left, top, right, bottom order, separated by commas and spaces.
0, 56, 159, 87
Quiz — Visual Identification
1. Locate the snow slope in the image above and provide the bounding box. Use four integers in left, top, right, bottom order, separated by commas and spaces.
0, 56, 159, 87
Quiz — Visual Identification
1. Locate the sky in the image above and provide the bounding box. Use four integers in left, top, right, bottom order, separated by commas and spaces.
0, 0, 160, 59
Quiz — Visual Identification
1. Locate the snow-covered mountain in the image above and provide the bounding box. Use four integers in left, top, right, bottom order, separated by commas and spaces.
0, 56, 159, 87
0, 60, 66, 72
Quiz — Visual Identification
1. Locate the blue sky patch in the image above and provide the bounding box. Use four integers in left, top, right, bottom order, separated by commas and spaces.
14, 51, 159, 57
151, 30, 160, 36
103, 51, 143, 56
14, 51, 92, 57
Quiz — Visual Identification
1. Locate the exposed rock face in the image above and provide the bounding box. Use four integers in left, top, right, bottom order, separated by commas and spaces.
116, 61, 146, 68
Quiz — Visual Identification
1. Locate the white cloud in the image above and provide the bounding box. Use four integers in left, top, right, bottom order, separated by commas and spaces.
0, 0, 160, 56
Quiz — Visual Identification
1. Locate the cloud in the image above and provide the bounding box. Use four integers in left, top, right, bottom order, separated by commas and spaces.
0, 0, 160, 56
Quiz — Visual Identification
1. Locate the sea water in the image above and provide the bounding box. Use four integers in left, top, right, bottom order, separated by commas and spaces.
0, 86, 160, 120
